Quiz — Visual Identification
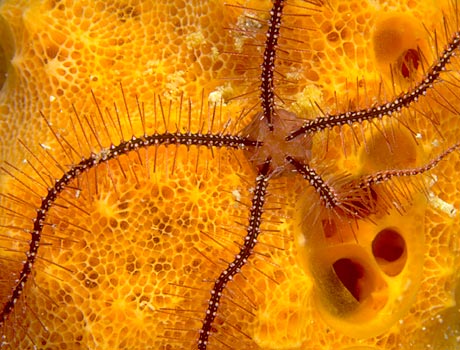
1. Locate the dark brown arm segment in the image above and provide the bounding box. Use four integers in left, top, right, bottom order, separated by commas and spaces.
198, 158, 271, 349
260, 0, 286, 130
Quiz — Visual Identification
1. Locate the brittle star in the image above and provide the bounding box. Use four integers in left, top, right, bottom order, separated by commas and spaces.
1, 0, 459, 349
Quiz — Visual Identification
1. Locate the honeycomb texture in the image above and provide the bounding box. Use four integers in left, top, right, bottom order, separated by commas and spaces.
0, 0, 459, 349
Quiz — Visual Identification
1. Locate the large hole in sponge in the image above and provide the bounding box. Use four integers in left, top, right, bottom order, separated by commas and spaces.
332, 258, 366, 302
399, 48, 420, 78
372, 13, 426, 79
372, 228, 407, 276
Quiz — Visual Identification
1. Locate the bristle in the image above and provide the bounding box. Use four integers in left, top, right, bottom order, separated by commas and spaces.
40, 111, 75, 165
71, 103, 93, 153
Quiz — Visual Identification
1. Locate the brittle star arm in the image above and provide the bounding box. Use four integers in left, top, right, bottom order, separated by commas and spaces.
197, 158, 271, 350
287, 143, 459, 217
286, 155, 379, 218
285, 156, 340, 209
356, 143, 460, 187
286, 32, 460, 140
259, 0, 285, 130
0, 132, 258, 326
